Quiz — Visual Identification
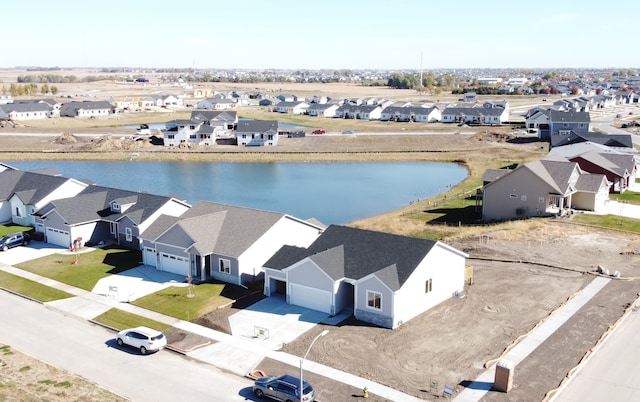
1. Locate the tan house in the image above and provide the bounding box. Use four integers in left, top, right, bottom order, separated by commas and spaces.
482, 159, 610, 221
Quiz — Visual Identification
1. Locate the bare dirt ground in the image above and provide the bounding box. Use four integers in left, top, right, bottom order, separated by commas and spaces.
0, 344, 126, 401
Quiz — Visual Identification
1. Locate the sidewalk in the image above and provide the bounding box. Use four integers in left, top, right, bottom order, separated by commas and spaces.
453, 277, 610, 402
0, 262, 423, 402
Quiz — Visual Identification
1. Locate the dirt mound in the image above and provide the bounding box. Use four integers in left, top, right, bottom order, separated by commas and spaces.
472, 130, 515, 142
54, 132, 79, 144
78, 136, 154, 151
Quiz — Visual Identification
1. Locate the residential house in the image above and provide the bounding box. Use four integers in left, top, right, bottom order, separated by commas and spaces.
262, 225, 468, 329
139, 201, 325, 285
569, 151, 637, 193
524, 108, 552, 133
463, 92, 478, 102
334, 104, 383, 120
235, 120, 279, 146
59, 101, 114, 118
550, 130, 633, 149
162, 119, 219, 146
0, 102, 53, 120
0, 169, 89, 227
482, 159, 610, 221
191, 110, 238, 130
305, 103, 339, 118
196, 98, 237, 110
34, 185, 190, 249
273, 101, 308, 115
441, 105, 508, 125
541, 110, 590, 141
380, 105, 440, 122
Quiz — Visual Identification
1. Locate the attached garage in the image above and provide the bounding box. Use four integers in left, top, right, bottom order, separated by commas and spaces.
46, 227, 70, 248
158, 252, 189, 276
289, 283, 331, 314
143, 247, 157, 267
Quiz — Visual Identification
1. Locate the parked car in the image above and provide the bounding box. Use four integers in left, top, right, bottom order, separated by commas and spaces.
312, 129, 325, 135
342, 129, 354, 134
0, 232, 30, 251
253, 374, 315, 402
115, 326, 167, 355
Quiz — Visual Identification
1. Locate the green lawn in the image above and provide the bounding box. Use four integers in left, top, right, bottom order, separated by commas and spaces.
92, 308, 171, 332
0, 225, 32, 236
15, 246, 142, 291
0, 271, 74, 302
132, 282, 251, 321
610, 191, 640, 205
572, 213, 640, 232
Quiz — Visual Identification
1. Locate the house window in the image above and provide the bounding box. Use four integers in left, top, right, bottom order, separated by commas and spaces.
219, 258, 230, 274
125, 227, 132, 242
15, 207, 21, 217
167, 134, 175, 139
110, 222, 116, 234
538, 197, 545, 204
521, 195, 527, 201
425, 278, 433, 293
578, 123, 586, 129
367, 291, 382, 310
510, 194, 518, 198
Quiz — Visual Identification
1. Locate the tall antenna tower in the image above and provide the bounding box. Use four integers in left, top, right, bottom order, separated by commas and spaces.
419, 51, 424, 89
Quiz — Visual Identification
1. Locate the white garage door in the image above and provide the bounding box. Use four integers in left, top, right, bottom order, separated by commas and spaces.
289, 283, 331, 314
143, 247, 157, 267
158, 253, 189, 276
46, 227, 70, 248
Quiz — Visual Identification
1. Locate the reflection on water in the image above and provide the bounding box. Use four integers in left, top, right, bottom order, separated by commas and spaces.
10, 160, 467, 224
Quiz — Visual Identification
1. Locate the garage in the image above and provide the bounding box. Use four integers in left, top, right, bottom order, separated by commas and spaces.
158, 252, 189, 276
46, 227, 70, 248
289, 283, 332, 314
143, 247, 157, 267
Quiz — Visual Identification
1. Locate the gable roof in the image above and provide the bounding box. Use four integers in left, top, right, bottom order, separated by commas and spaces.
548, 109, 591, 124
235, 119, 278, 133
38, 185, 184, 225
149, 201, 303, 257
570, 151, 635, 177
551, 131, 633, 148
0, 169, 72, 204
264, 225, 450, 291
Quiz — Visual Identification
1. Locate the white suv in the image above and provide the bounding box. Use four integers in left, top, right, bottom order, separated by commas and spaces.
116, 326, 167, 355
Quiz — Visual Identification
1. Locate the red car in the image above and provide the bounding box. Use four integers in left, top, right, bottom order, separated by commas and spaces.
312, 129, 325, 135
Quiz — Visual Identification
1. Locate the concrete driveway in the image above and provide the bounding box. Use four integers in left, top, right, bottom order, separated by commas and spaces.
92, 265, 187, 302
0, 241, 66, 265
598, 200, 640, 220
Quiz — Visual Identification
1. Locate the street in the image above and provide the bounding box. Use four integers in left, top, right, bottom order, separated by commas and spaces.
0, 291, 254, 402
552, 306, 640, 401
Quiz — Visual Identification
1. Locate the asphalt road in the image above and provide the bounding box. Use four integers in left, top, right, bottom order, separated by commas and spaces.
552, 307, 640, 401
0, 291, 255, 402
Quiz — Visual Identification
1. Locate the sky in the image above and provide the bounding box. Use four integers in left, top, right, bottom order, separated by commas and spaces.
4, 0, 639, 70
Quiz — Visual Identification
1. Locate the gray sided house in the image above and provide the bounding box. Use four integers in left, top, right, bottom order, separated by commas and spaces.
482, 159, 610, 222
263, 225, 468, 329
235, 119, 279, 146
139, 201, 325, 285
541, 110, 590, 141
0, 169, 88, 227
59, 100, 114, 118
34, 185, 189, 249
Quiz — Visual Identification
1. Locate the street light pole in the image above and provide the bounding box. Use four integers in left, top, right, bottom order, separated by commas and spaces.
300, 329, 328, 401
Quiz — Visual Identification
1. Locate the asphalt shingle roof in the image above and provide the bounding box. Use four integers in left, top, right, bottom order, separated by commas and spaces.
264, 225, 440, 291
